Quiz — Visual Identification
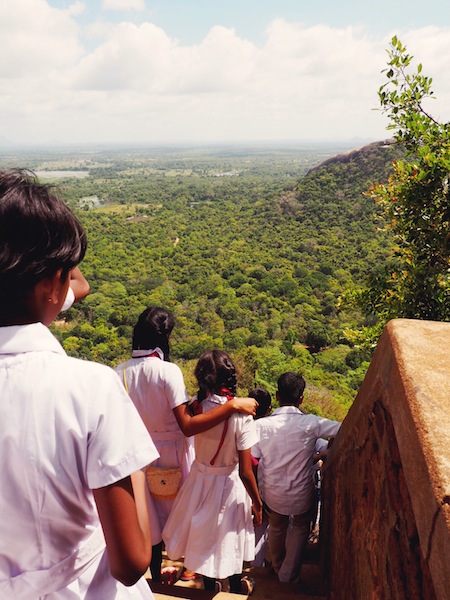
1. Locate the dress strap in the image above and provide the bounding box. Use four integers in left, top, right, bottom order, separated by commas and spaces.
209, 387, 234, 466
192, 388, 234, 466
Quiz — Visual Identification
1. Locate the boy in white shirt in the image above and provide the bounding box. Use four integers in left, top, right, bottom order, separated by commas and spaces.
251, 372, 341, 583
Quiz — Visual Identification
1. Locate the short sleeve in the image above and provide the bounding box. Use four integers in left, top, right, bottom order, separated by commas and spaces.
316, 416, 341, 440
235, 414, 258, 452
315, 438, 329, 452
61, 286, 75, 311
164, 363, 190, 410
86, 368, 159, 489
251, 421, 261, 459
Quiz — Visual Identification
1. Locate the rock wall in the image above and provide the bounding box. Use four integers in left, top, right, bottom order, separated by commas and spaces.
322, 319, 450, 600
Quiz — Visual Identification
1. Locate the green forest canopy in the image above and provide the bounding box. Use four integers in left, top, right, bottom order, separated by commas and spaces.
0, 142, 403, 420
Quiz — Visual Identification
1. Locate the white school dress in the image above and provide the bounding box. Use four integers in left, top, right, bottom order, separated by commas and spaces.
162, 393, 257, 579
115, 349, 195, 542
0, 323, 157, 600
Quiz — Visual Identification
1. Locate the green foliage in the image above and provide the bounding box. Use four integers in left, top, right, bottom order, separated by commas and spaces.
5, 143, 408, 419
362, 37, 450, 324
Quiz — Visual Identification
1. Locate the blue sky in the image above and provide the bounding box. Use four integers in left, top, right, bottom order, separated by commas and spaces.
1, 0, 450, 146
50, 0, 450, 43
146, 0, 450, 44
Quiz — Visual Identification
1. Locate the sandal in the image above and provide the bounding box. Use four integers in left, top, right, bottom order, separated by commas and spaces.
241, 575, 256, 595
180, 569, 198, 581
160, 566, 178, 585
308, 527, 320, 544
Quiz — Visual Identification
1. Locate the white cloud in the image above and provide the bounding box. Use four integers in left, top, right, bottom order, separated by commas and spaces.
396, 27, 450, 121
1, 3, 450, 145
68, 2, 86, 17
0, 0, 82, 79
102, 0, 146, 12
69, 22, 175, 91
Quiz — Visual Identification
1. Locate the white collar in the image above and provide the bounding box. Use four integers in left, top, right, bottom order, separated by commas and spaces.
207, 393, 228, 405
0, 323, 66, 355
271, 405, 304, 416
131, 347, 164, 360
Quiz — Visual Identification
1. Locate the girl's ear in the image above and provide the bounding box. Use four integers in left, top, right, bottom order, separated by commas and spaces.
38, 269, 70, 325
2, 269, 70, 326
45, 269, 67, 305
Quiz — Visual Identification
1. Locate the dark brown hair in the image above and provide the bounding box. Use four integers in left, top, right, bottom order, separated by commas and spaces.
249, 387, 272, 418
194, 350, 237, 399
0, 169, 87, 305
132, 306, 175, 360
277, 372, 306, 406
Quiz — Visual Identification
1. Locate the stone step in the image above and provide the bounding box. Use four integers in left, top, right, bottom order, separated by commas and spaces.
149, 562, 327, 600
152, 583, 242, 599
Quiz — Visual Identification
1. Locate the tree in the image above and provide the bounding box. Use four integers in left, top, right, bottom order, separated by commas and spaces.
361, 37, 450, 326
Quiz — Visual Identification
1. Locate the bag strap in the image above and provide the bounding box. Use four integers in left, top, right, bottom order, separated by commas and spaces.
122, 366, 129, 393
122, 351, 160, 393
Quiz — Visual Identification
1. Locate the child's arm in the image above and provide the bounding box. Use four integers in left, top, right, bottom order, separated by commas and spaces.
173, 397, 257, 437
238, 448, 263, 526
130, 470, 151, 550
69, 266, 90, 302
93, 471, 151, 586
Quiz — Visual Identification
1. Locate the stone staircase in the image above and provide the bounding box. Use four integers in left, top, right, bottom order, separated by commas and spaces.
148, 543, 327, 600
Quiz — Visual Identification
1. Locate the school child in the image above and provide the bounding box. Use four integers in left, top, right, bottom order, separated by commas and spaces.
0, 169, 157, 599
248, 388, 272, 568
249, 387, 272, 420
251, 372, 341, 583
163, 350, 262, 595
248, 387, 272, 476
115, 308, 258, 584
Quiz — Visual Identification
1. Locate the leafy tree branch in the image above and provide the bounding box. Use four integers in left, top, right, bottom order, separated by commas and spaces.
361, 36, 450, 326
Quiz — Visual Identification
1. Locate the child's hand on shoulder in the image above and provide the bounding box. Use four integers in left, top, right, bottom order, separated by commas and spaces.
231, 397, 257, 416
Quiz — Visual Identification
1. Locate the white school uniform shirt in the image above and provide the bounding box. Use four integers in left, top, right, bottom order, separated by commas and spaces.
251, 405, 341, 516
115, 348, 190, 437
0, 323, 158, 600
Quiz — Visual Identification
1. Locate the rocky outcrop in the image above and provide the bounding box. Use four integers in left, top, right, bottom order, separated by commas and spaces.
322, 319, 450, 600
306, 139, 396, 175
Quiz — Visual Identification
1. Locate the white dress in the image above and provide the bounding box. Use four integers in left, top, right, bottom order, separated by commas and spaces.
162, 393, 257, 579
0, 323, 157, 600
115, 349, 195, 542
